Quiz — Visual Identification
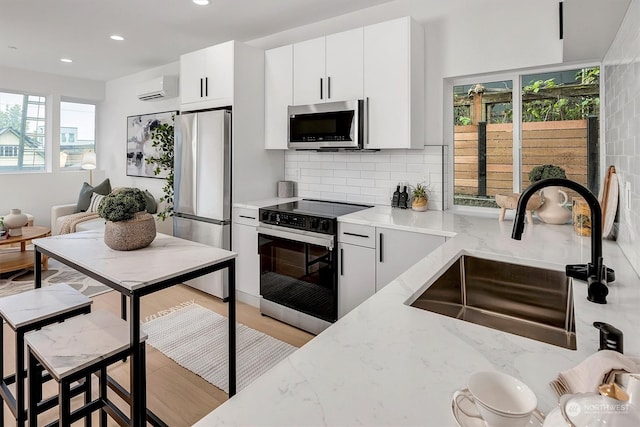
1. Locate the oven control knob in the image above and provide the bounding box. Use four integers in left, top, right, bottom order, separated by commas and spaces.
310, 218, 320, 229
320, 220, 330, 232
270, 213, 278, 222
262, 211, 269, 221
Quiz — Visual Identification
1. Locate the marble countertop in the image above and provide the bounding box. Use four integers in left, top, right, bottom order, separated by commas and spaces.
196, 206, 640, 426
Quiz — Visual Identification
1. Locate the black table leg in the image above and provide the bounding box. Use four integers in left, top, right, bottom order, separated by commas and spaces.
228, 259, 236, 397
129, 295, 146, 426
34, 250, 42, 288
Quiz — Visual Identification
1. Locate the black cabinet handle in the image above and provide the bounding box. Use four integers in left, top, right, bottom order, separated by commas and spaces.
205, 77, 209, 97
343, 232, 369, 239
340, 248, 344, 276
200, 78, 203, 98
379, 233, 384, 263
238, 215, 256, 220
328, 76, 331, 99
320, 78, 323, 100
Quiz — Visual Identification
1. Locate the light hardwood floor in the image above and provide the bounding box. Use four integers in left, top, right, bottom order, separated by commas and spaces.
2, 285, 314, 426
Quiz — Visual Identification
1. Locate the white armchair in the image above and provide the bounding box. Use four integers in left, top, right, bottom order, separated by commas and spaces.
51, 203, 173, 236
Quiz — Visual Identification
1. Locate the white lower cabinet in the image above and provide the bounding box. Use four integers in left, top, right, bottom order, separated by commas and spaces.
338, 222, 446, 317
232, 207, 260, 307
376, 227, 446, 292
338, 242, 375, 318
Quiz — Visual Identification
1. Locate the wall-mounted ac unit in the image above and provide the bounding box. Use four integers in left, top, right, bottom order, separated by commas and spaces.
136, 75, 178, 101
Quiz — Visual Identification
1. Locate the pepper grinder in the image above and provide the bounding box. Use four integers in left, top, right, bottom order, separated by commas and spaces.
398, 186, 409, 209
391, 185, 401, 208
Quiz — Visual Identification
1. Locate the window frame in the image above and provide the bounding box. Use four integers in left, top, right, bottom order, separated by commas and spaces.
444, 61, 602, 213
59, 97, 97, 171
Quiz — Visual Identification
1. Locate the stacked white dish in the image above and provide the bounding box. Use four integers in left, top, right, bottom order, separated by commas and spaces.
451, 371, 543, 427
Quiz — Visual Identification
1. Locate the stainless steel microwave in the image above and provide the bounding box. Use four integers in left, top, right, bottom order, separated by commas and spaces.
287, 99, 367, 150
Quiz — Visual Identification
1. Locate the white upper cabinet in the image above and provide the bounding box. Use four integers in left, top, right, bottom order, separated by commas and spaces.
293, 28, 363, 105
364, 17, 424, 149
265, 45, 293, 150
180, 41, 234, 110
264, 17, 424, 150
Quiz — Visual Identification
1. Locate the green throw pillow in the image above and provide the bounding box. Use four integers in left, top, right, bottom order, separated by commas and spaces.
144, 190, 158, 214
75, 178, 112, 213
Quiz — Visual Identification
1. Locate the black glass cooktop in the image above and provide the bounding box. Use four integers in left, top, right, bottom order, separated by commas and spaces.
266, 199, 372, 219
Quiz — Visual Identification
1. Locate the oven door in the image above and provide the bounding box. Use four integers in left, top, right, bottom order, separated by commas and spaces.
257, 225, 337, 323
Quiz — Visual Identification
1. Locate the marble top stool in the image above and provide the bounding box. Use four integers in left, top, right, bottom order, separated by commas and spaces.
0, 283, 92, 425
25, 309, 148, 426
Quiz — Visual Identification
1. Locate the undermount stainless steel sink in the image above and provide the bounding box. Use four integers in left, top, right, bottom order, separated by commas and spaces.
410, 255, 576, 350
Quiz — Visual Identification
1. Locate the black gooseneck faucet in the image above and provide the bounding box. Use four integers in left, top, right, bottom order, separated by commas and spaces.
511, 178, 614, 304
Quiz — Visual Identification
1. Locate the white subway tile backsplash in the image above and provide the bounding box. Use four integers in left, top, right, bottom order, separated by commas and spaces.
604, 0, 640, 276
348, 162, 376, 171
285, 147, 445, 210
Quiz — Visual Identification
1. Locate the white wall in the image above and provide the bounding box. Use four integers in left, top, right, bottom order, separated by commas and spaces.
248, 0, 562, 209
0, 66, 104, 227
98, 62, 180, 202
603, 0, 640, 276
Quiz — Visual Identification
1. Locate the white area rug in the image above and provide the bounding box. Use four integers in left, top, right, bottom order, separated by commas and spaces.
141, 302, 297, 393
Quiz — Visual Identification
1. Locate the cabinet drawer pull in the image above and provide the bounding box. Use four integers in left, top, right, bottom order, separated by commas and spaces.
238, 215, 256, 220
343, 232, 369, 239
340, 248, 344, 276
379, 232, 384, 263
320, 78, 323, 100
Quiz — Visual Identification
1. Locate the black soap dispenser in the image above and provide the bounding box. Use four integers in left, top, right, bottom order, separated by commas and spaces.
593, 322, 624, 353
392, 185, 401, 208
398, 186, 409, 209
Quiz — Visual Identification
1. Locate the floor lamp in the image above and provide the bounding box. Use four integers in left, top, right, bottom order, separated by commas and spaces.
81, 151, 97, 185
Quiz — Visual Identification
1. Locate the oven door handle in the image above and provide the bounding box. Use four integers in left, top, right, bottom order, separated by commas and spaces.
257, 226, 334, 250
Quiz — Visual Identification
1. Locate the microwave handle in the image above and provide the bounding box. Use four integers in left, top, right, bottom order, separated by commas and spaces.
364, 97, 370, 146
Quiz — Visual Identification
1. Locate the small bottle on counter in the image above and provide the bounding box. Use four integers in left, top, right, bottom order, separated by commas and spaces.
392, 185, 401, 208
399, 186, 409, 209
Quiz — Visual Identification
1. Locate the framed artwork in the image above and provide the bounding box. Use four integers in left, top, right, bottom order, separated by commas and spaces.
126, 110, 176, 178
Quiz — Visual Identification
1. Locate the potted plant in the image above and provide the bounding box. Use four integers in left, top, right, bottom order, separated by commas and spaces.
527, 164, 571, 224
410, 183, 430, 212
146, 116, 175, 220
98, 188, 156, 250
528, 164, 567, 183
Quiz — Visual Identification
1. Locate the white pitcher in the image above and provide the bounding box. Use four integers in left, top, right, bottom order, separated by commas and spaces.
535, 186, 572, 224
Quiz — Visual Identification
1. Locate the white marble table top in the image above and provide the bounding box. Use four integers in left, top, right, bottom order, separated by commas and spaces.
0, 283, 91, 329
195, 207, 640, 427
32, 231, 237, 292
25, 309, 146, 381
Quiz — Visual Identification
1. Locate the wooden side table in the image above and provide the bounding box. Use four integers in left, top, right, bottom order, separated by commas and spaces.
0, 226, 50, 273
495, 193, 543, 224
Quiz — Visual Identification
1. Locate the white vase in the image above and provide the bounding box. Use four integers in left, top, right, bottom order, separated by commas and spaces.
535, 186, 572, 224
4, 208, 28, 236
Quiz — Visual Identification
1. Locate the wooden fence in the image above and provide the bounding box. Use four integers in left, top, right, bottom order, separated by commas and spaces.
454, 119, 592, 197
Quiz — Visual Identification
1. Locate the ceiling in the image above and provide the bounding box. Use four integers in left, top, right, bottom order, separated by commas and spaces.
1, 0, 396, 82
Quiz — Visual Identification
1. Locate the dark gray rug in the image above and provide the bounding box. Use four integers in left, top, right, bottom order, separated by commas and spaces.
0, 259, 112, 298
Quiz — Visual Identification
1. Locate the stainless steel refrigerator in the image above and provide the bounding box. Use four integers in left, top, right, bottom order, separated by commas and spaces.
173, 109, 231, 299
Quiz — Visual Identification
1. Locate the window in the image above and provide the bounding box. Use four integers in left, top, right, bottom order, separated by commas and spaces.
451, 66, 600, 208
60, 102, 95, 169
0, 91, 46, 172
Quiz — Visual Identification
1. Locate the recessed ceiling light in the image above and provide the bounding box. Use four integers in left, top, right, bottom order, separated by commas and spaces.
193, 0, 210, 5
60, 58, 73, 63
110, 35, 125, 41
